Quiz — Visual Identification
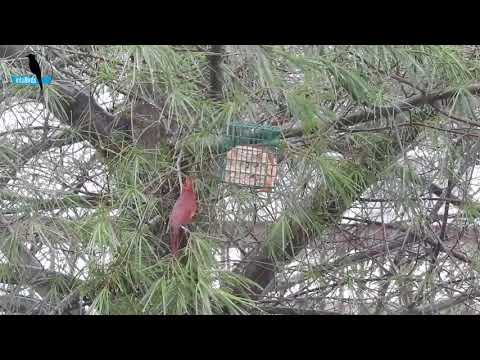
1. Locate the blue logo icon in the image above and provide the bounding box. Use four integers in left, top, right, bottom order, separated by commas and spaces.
11, 75, 52, 86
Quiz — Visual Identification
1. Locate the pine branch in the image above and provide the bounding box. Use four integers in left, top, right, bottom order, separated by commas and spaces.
400, 290, 480, 314
257, 306, 340, 315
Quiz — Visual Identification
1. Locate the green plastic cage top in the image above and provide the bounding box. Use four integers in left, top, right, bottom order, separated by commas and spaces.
220, 122, 282, 191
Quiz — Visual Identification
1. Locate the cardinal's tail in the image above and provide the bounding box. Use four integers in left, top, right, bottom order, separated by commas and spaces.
170, 225, 182, 257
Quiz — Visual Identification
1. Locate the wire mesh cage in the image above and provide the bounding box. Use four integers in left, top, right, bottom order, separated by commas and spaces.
220, 122, 282, 192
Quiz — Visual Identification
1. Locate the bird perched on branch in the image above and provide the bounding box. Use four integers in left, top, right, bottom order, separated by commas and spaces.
27, 54, 43, 93
169, 176, 198, 257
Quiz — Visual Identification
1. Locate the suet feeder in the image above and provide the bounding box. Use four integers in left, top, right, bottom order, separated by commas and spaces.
220, 122, 282, 192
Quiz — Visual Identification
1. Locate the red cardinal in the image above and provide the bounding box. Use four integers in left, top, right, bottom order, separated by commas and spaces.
169, 176, 198, 257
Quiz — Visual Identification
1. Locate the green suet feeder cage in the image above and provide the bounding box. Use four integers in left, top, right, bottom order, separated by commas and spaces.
220, 122, 282, 192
